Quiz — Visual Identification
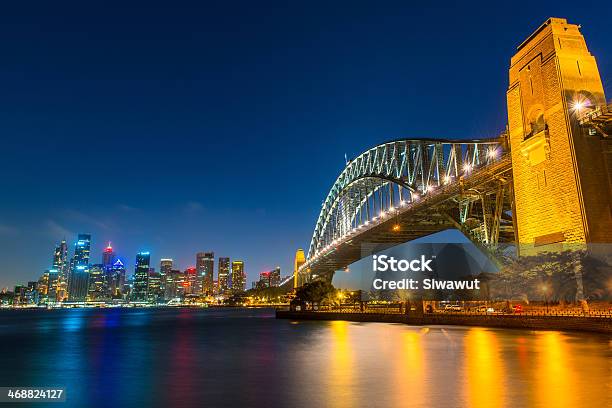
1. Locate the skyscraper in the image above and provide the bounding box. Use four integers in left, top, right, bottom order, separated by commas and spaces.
231, 260, 245, 292
51, 240, 69, 301
52, 240, 68, 278
73, 234, 91, 267
218, 257, 230, 293
67, 234, 91, 301
270, 266, 281, 287
107, 259, 126, 298
148, 271, 162, 303
68, 265, 89, 301
197, 252, 214, 295
102, 242, 115, 268
87, 264, 106, 300
132, 252, 150, 301
46, 269, 59, 302
160, 259, 173, 300
185, 267, 198, 295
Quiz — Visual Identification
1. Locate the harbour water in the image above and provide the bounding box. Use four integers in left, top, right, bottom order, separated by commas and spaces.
0, 308, 610, 407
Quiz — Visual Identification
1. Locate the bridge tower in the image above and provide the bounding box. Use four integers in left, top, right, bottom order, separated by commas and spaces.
507, 18, 612, 251
293, 249, 305, 289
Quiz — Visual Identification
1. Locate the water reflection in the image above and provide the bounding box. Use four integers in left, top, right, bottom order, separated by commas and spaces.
464, 328, 505, 408
328, 321, 354, 407
0, 309, 610, 408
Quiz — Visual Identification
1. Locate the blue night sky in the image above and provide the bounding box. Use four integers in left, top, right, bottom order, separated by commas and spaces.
1, 1, 611, 288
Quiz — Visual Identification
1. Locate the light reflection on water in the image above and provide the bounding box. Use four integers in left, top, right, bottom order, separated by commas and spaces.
0, 309, 610, 408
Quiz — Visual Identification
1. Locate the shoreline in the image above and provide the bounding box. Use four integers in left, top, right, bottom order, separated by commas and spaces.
276, 310, 612, 334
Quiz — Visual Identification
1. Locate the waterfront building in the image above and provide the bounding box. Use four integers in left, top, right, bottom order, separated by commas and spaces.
107, 258, 126, 298
257, 267, 281, 289
172, 269, 186, 298
46, 268, 60, 302
257, 271, 270, 289
52, 240, 69, 300
52, 240, 69, 277
218, 257, 230, 293
13, 285, 26, 305
270, 267, 281, 287
102, 242, 115, 268
25, 281, 39, 305
197, 252, 214, 295
68, 265, 89, 301
72, 234, 91, 267
148, 271, 163, 303
160, 259, 173, 300
231, 260, 245, 292
132, 252, 150, 301
184, 267, 198, 295
87, 264, 107, 300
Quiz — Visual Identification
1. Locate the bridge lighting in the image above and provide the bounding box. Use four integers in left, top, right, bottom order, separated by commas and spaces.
413, 193, 420, 201
389, 206, 394, 212
400, 200, 406, 206
463, 163, 472, 174
425, 185, 433, 193
571, 98, 586, 113
487, 147, 498, 160
443, 175, 451, 184
392, 224, 401, 232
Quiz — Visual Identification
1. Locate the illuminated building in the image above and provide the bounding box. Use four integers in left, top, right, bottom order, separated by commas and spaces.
148, 271, 163, 303
197, 252, 214, 295
49, 240, 69, 301
171, 269, 185, 298
293, 249, 305, 288
67, 233, 91, 299
46, 269, 59, 302
218, 257, 230, 293
160, 259, 173, 300
132, 252, 150, 301
270, 267, 281, 287
231, 260, 245, 292
102, 242, 115, 268
256, 267, 281, 289
68, 265, 89, 301
52, 240, 68, 278
256, 271, 270, 289
87, 264, 107, 300
25, 281, 39, 305
72, 233, 91, 267
185, 267, 198, 295
107, 259, 126, 298
13, 285, 26, 305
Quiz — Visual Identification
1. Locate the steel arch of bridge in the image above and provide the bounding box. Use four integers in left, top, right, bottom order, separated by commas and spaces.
305, 138, 510, 274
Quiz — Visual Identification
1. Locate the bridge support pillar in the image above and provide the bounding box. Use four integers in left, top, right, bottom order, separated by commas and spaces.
507, 18, 612, 253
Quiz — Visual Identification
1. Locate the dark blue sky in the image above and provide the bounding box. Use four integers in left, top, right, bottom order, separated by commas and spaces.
1, 1, 611, 288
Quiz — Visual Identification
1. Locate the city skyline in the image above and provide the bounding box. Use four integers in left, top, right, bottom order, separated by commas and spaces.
1, 1, 611, 289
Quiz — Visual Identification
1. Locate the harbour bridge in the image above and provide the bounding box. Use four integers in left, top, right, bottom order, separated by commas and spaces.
295, 18, 612, 285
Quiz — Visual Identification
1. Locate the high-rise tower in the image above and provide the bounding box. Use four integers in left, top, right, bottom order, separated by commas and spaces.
231, 260, 245, 292
73, 234, 91, 267
197, 252, 214, 295
102, 242, 115, 268
218, 257, 230, 293
132, 252, 150, 301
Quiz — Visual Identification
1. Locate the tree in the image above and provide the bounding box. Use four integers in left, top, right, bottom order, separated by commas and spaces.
293, 281, 336, 304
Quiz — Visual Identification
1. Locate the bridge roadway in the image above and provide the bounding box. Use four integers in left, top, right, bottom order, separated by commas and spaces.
301, 154, 513, 281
